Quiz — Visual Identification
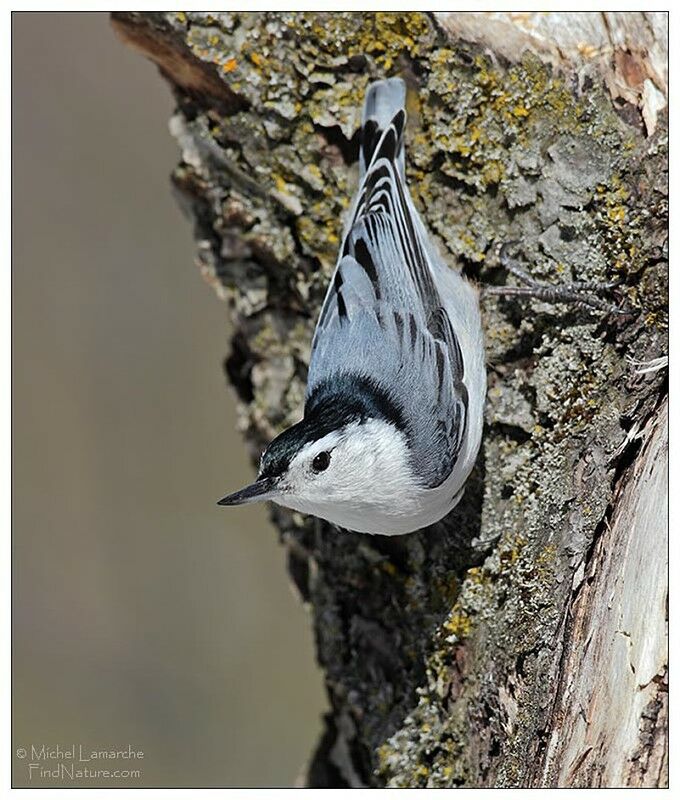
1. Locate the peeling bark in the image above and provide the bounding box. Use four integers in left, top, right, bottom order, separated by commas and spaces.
539, 399, 668, 788
113, 12, 668, 788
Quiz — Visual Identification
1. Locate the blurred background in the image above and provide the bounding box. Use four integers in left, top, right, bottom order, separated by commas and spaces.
12, 12, 325, 788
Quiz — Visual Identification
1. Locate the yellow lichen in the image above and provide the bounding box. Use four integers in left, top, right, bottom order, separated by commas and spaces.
444, 610, 473, 638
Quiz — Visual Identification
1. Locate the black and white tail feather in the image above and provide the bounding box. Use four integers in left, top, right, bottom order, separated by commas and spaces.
359, 77, 407, 180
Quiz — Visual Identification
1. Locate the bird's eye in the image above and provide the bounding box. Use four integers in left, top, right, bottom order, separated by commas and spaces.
312, 451, 331, 473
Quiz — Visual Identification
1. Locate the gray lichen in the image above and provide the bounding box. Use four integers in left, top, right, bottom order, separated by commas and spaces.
113, 11, 668, 787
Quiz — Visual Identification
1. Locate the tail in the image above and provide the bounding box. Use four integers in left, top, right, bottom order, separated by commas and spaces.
360, 77, 406, 181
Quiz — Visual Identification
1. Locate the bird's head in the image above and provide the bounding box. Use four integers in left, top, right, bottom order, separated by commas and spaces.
217, 377, 418, 532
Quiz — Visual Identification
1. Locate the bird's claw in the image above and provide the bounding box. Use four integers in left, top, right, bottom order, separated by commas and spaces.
487, 241, 632, 317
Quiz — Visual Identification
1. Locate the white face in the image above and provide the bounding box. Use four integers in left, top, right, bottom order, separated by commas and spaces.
271, 419, 421, 532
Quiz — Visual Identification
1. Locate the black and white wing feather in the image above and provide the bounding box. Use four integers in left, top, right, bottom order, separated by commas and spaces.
307, 78, 469, 488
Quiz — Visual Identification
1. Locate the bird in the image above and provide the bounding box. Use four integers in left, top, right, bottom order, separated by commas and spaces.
217, 77, 486, 535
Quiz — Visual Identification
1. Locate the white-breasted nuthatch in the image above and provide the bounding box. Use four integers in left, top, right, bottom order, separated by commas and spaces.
218, 77, 486, 535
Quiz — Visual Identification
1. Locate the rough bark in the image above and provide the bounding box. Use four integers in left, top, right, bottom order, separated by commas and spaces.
112, 12, 668, 788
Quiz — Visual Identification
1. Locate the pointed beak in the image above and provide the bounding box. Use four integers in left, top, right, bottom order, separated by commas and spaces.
216, 476, 278, 507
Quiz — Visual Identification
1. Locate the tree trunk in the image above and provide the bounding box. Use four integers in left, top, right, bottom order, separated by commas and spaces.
112, 12, 668, 788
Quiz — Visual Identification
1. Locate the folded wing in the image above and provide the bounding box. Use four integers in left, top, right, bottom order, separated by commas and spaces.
307, 80, 469, 488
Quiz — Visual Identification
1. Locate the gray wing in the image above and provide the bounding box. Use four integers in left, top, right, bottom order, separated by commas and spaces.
307, 105, 468, 487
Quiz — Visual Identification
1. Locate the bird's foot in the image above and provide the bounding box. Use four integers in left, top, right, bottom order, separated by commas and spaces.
483, 242, 631, 316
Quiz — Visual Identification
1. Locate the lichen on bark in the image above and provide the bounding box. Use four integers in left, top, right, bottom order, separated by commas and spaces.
113, 11, 668, 788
